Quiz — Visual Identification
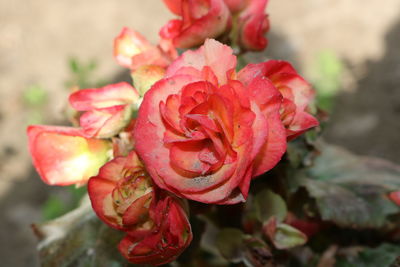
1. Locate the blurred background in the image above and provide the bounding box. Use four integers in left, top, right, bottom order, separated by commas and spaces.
1, 0, 399, 265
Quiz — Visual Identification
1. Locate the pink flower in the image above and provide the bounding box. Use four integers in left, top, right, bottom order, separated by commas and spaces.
134, 39, 286, 204
114, 27, 177, 70
27, 125, 110, 186
238, 60, 319, 139
160, 0, 231, 49
88, 151, 192, 266
69, 82, 140, 138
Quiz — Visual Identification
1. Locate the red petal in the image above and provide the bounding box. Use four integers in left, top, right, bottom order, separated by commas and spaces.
88, 177, 122, 230
122, 192, 153, 226
169, 141, 211, 175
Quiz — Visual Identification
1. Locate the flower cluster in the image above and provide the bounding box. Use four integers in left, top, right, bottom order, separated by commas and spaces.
27, 0, 318, 265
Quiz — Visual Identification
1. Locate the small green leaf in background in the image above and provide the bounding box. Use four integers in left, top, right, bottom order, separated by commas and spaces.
66, 57, 107, 89
24, 84, 48, 107
42, 195, 65, 221
255, 189, 288, 223
336, 243, 400, 267
311, 50, 343, 111
23, 84, 48, 124
42, 185, 88, 221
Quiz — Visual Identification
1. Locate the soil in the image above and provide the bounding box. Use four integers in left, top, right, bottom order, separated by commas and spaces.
0, 0, 399, 266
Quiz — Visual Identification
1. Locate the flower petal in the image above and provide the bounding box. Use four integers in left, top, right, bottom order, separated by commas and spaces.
27, 125, 110, 186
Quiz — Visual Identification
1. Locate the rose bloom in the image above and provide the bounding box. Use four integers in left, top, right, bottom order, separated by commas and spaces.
160, 0, 231, 48
238, 60, 319, 139
134, 39, 287, 204
88, 151, 192, 265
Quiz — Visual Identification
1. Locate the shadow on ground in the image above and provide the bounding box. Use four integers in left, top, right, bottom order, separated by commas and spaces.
324, 19, 400, 163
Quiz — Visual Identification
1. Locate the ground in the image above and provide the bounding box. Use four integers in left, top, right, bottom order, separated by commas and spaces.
0, 0, 399, 266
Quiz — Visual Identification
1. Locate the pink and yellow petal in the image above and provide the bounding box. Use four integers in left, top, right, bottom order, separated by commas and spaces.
27, 125, 111, 186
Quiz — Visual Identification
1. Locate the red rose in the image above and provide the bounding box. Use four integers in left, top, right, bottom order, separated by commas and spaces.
160, 0, 231, 48
134, 39, 286, 204
27, 125, 110, 186
238, 60, 319, 139
88, 151, 192, 265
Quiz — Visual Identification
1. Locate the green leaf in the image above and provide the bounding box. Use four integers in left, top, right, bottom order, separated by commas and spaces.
336, 243, 400, 267
255, 189, 287, 223
216, 228, 244, 263
42, 195, 67, 221
263, 217, 307, 250
296, 144, 400, 228
273, 223, 307, 250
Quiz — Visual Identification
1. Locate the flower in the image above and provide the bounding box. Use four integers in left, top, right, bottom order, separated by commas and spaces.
88, 151, 192, 265
69, 82, 140, 138
160, 0, 231, 48
27, 125, 110, 186
162, 0, 270, 51
119, 191, 192, 266
88, 151, 154, 231
234, 0, 270, 51
238, 60, 319, 139
134, 39, 286, 204
114, 27, 177, 70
